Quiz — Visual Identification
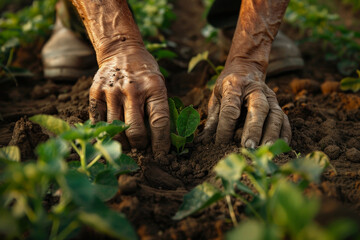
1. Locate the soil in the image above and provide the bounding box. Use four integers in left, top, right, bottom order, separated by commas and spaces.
1, 0, 360, 239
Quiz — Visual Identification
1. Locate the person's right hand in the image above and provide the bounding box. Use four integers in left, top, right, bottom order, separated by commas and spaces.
89, 44, 170, 156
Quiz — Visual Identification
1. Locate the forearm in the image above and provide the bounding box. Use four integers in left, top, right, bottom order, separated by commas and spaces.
70, 0, 143, 66
226, 0, 289, 77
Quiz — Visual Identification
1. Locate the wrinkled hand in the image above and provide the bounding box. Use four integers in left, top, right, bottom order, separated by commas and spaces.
89, 45, 170, 155
197, 60, 291, 148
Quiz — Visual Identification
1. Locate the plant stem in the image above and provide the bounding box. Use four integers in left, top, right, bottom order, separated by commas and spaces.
233, 193, 263, 221
56, 221, 79, 240
87, 154, 102, 168
49, 218, 60, 240
79, 141, 87, 171
206, 59, 219, 75
226, 195, 238, 226
70, 141, 81, 156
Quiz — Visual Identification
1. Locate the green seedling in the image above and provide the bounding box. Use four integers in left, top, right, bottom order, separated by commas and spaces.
168, 97, 200, 155
0, 115, 139, 239
188, 51, 224, 90
172, 140, 356, 239
340, 69, 360, 93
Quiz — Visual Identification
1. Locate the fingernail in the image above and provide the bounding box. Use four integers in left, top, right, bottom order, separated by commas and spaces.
265, 140, 274, 146
245, 139, 256, 149
283, 137, 289, 144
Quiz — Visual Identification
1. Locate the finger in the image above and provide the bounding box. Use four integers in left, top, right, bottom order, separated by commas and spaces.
260, 94, 284, 145
215, 90, 242, 144
241, 90, 269, 148
124, 97, 148, 149
105, 88, 130, 149
146, 87, 170, 156
280, 114, 292, 144
105, 88, 123, 123
195, 91, 220, 144
89, 82, 106, 124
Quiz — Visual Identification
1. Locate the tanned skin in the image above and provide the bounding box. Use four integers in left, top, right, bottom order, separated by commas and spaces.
70, 0, 291, 156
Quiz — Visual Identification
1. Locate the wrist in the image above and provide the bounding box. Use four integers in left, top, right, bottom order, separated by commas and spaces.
96, 35, 144, 67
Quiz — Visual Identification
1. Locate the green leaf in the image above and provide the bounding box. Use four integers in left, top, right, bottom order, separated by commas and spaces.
154, 49, 177, 60
88, 162, 106, 179
171, 133, 186, 153
93, 170, 119, 201
186, 134, 194, 143
177, 106, 200, 137
281, 152, 329, 183
78, 207, 137, 240
63, 170, 96, 206
188, 51, 209, 73
36, 138, 68, 174
226, 220, 280, 240
235, 181, 255, 196
30, 114, 70, 135
269, 139, 291, 156
340, 71, 360, 93
0, 146, 20, 162
304, 151, 331, 170
170, 97, 184, 111
113, 154, 139, 175
60, 127, 94, 141
269, 181, 320, 236
214, 154, 248, 194
93, 120, 129, 138
95, 140, 121, 166
173, 182, 224, 220
168, 98, 178, 133
84, 142, 99, 164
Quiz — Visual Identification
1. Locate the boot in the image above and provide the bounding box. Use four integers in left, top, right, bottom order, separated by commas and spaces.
41, 6, 97, 80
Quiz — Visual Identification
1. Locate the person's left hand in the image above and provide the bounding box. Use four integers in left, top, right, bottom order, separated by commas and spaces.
197, 58, 291, 147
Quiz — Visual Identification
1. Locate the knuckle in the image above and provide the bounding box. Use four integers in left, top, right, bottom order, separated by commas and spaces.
220, 104, 240, 120
150, 113, 170, 128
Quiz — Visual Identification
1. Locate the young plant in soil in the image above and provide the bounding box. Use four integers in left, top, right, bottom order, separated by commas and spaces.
0, 115, 139, 240
173, 140, 357, 239
168, 97, 200, 155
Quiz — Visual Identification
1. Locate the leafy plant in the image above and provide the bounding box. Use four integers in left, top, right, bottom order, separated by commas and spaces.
188, 51, 224, 90
285, 0, 360, 75
168, 97, 200, 155
0, 0, 56, 83
128, 0, 176, 38
172, 140, 356, 239
340, 69, 360, 92
0, 115, 139, 239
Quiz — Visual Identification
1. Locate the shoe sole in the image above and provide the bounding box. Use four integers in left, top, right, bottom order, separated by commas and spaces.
44, 67, 97, 81
267, 57, 304, 77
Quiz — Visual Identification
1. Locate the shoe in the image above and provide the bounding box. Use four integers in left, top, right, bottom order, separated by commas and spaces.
218, 29, 304, 76
41, 17, 97, 80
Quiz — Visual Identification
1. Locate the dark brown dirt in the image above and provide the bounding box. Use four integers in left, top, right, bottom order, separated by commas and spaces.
1, 0, 360, 239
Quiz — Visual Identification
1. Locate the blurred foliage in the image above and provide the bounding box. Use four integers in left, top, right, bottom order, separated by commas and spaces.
340, 69, 360, 92
128, 0, 176, 38
342, 0, 360, 10
285, 0, 360, 75
0, 0, 56, 83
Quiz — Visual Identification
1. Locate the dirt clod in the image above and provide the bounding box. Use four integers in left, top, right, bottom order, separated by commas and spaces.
345, 148, 360, 163
324, 145, 341, 160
